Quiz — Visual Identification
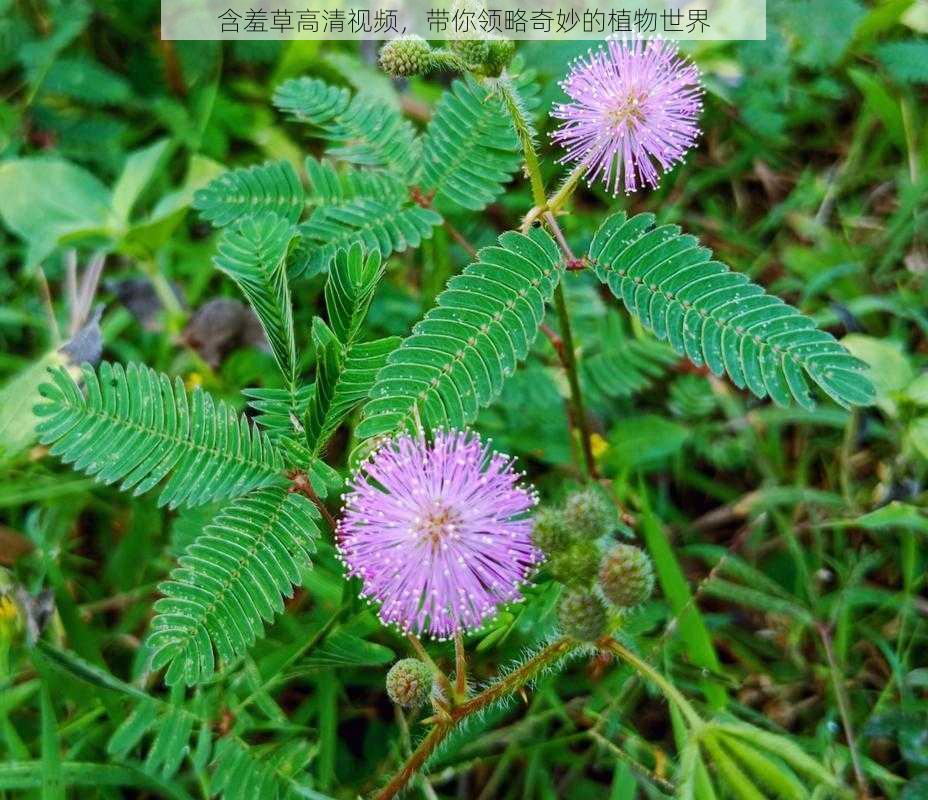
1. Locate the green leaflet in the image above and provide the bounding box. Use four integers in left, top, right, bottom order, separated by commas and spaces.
145, 486, 320, 685
273, 77, 421, 181
34, 362, 283, 509
242, 384, 315, 444
306, 247, 399, 452
212, 738, 315, 800
213, 213, 300, 387
293, 198, 441, 278
324, 243, 385, 344
580, 311, 679, 404
588, 213, 875, 409
107, 695, 203, 780
192, 160, 304, 227
420, 77, 523, 212
357, 226, 564, 438
305, 320, 399, 454
304, 156, 407, 208
716, 734, 808, 800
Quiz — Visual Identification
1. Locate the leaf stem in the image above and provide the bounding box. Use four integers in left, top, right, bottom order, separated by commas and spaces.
600, 637, 704, 731
497, 78, 598, 481
587, 729, 677, 795
552, 282, 598, 480
232, 602, 348, 714
817, 622, 870, 799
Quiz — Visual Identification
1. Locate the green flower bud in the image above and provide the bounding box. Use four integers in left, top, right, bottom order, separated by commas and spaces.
598, 544, 655, 609
386, 658, 433, 707
547, 540, 601, 587
557, 590, 608, 641
532, 508, 572, 555
484, 37, 516, 76
451, 37, 490, 66
563, 488, 614, 539
379, 35, 433, 78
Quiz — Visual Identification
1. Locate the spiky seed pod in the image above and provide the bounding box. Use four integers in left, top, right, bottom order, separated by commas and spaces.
451, 38, 490, 67
562, 488, 614, 538
532, 507, 573, 555
379, 35, 433, 78
557, 590, 608, 641
598, 544, 655, 609
385, 658, 434, 707
547, 540, 601, 587
484, 37, 516, 76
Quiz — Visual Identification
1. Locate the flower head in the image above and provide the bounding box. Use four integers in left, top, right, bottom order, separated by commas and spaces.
551, 38, 703, 195
379, 35, 433, 77
337, 430, 540, 638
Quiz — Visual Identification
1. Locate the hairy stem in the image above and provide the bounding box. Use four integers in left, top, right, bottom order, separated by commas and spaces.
408, 635, 456, 702
548, 164, 586, 215
375, 638, 578, 800
453, 632, 467, 699
495, 76, 546, 208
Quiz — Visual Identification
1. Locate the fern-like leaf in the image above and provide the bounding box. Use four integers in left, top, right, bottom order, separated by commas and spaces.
107, 694, 210, 780
293, 198, 441, 277
273, 77, 420, 180
305, 156, 406, 208
212, 738, 311, 800
242, 385, 314, 444
214, 213, 299, 387
193, 160, 304, 227
34, 362, 282, 509
588, 213, 875, 409
420, 77, 523, 212
357, 227, 564, 438
325, 242, 384, 344
145, 486, 320, 685
581, 311, 678, 404
305, 319, 399, 453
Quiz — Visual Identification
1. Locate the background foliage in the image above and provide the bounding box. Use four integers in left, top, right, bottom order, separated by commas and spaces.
0, 0, 926, 797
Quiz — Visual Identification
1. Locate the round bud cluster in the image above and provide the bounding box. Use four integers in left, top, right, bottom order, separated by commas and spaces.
599, 544, 655, 609
547, 540, 601, 588
484, 37, 516, 75
563, 488, 615, 539
379, 35, 433, 78
451, 37, 490, 66
557, 590, 607, 641
385, 658, 433, 708
532, 507, 571, 555
533, 489, 654, 638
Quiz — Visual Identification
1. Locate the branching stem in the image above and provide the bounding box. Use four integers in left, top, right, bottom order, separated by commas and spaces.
374, 638, 578, 800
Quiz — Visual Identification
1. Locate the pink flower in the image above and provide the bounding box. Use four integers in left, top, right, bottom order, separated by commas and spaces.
551, 38, 703, 195
337, 430, 540, 638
